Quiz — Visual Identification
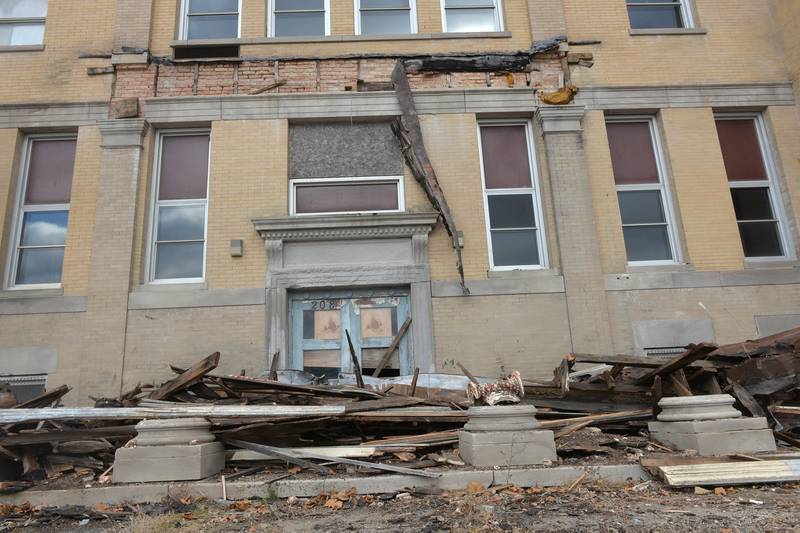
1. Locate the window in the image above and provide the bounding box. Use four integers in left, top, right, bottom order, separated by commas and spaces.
270, 0, 329, 37
180, 0, 240, 40
715, 115, 791, 260
290, 176, 403, 216
441, 0, 502, 33
356, 0, 416, 35
606, 118, 679, 264
7, 136, 76, 288
148, 131, 210, 283
626, 0, 693, 29
478, 121, 546, 270
0, 0, 47, 46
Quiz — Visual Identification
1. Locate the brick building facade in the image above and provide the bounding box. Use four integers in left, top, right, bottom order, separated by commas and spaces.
1, 0, 800, 404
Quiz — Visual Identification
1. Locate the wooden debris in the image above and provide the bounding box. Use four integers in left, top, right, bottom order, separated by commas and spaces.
148, 352, 220, 400
372, 317, 412, 377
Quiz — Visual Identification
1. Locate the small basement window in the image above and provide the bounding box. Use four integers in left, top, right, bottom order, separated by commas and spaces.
0, 374, 47, 403
290, 176, 404, 216
626, 0, 694, 29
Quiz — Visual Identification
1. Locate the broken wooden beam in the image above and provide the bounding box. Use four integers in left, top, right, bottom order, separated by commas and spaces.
345, 329, 365, 389
148, 352, 220, 400
632, 343, 718, 386
372, 317, 412, 377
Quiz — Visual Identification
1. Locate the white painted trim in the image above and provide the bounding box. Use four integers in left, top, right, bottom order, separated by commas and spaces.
715, 112, 795, 262
179, 0, 242, 40
477, 119, 548, 271
5, 133, 76, 290
606, 115, 682, 266
289, 176, 405, 217
269, 0, 330, 38
440, 0, 503, 33
145, 129, 211, 285
354, 0, 418, 36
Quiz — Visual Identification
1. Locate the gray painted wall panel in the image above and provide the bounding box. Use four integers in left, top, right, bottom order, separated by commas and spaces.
283, 239, 412, 267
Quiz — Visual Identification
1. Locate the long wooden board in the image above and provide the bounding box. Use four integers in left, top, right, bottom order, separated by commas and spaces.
657, 459, 800, 487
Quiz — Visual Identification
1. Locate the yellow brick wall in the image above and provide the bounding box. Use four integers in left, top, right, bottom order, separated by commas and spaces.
0, 0, 115, 104
770, 0, 800, 105
61, 126, 101, 295
206, 119, 288, 288
0, 129, 20, 284
566, 0, 789, 87
660, 107, 743, 271
150, 0, 531, 55
765, 106, 800, 254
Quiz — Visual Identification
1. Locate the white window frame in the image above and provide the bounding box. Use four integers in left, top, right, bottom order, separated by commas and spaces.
268, 0, 330, 38
289, 176, 405, 216
625, 0, 694, 29
5, 133, 75, 290
607, 116, 682, 267
715, 112, 795, 262
440, 0, 503, 33
477, 120, 548, 271
354, 0, 418, 36
178, 0, 242, 40
0, 0, 48, 46
145, 129, 211, 285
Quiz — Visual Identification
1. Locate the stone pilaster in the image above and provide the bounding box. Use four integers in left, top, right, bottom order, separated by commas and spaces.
536, 105, 614, 354
81, 119, 149, 400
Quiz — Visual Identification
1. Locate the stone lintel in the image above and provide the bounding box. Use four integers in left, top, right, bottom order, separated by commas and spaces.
535, 105, 586, 133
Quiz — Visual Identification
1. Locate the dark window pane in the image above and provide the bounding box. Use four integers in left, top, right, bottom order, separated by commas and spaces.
627, 5, 683, 29
275, 0, 324, 10
155, 242, 204, 279
157, 205, 205, 241
731, 188, 774, 221
0, 0, 49, 18
275, 12, 325, 36
361, 10, 411, 34
16, 247, 64, 285
295, 182, 398, 214
362, 0, 409, 8
488, 194, 535, 229
738, 221, 783, 257
622, 225, 672, 262
159, 135, 209, 200
189, 0, 238, 13
606, 122, 659, 185
491, 229, 539, 266
715, 119, 768, 181
187, 14, 238, 39
26, 139, 76, 204
480, 126, 531, 189
20, 211, 68, 246
8, 382, 46, 404
445, 8, 496, 32
617, 190, 665, 225
303, 309, 315, 340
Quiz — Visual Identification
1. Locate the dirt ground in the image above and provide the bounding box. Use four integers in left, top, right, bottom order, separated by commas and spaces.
2, 480, 800, 532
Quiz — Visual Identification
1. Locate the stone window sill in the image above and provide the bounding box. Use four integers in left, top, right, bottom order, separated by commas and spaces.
629, 28, 707, 36
0, 44, 44, 53
744, 258, 800, 270
133, 282, 209, 292
171, 31, 511, 49
626, 262, 694, 274
487, 268, 561, 279
0, 287, 64, 299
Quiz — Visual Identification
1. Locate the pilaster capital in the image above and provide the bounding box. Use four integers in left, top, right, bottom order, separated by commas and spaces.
535, 104, 586, 133
98, 118, 149, 149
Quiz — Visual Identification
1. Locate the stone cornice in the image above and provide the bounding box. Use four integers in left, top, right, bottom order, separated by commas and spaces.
98, 119, 150, 148
253, 212, 439, 242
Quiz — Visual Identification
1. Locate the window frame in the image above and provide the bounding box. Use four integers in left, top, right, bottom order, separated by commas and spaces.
606, 115, 682, 266
5, 133, 76, 290
440, 0, 504, 33
0, 0, 47, 47
145, 129, 211, 285
715, 112, 795, 262
289, 176, 405, 217
477, 119, 548, 272
178, 0, 242, 40
268, 0, 331, 38
354, 0, 418, 36
625, 0, 694, 30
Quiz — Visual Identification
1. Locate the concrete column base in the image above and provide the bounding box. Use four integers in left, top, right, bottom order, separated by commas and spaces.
113, 442, 225, 483
648, 417, 777, 456
459, 429, 557, 467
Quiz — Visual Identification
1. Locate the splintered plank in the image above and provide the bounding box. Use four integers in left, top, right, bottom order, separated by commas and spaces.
632, 343, 718, 386
149, 352, 220, 400
657, 459, 800, 487
372, 317, 412, 377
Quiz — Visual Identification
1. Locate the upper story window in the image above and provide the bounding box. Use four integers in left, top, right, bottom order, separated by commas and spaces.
270, 0, 329, 37
478, 121, 547, 270
0, 0, 47, 46
441, 0, 502, 33
148, 131, 210, 283
180, 0, 240, 40
715, 114, 792, 260
626, 0, 694, 29
606, 118, 680, 265
356, 0, 417, 35
7, 135, 76, 288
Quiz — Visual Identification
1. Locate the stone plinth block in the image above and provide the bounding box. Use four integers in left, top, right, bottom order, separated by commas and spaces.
649, 427, 777, 456
657, 394, 742, 422
113, 418, 224, 483
463, 405, 541, 432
